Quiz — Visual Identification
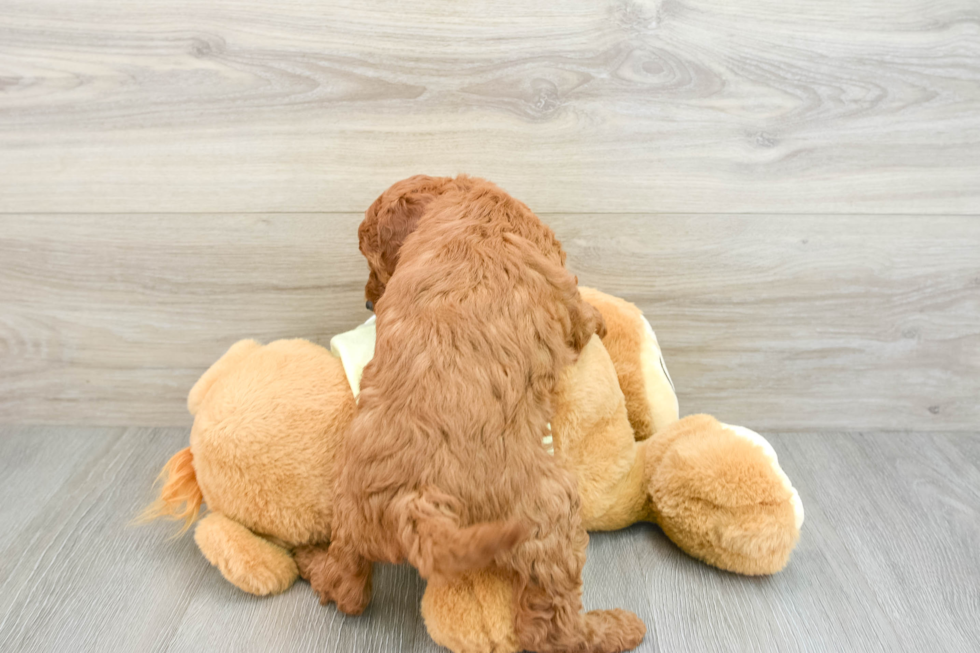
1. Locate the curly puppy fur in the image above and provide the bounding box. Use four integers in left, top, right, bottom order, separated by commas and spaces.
301, 176, 643, 653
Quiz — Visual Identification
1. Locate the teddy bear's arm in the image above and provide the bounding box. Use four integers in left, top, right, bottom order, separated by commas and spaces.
194, 512, 298, 595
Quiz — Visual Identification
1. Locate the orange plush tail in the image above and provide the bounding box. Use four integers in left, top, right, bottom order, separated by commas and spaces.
394, 488, 526, 579
136, 447, 203, 535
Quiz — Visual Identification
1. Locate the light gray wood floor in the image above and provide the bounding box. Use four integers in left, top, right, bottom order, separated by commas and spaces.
1, 426, 977, 652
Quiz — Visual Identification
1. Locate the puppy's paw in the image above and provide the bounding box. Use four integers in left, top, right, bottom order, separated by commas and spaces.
585, 608, 646, 653
294, 544, 333, 603
295, 544, 372, 614
570, 299, 606, 351
591, 303, 608, 339
335, 578, 372, 615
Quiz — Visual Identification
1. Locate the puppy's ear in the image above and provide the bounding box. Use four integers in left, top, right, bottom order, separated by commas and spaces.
377, 192, 429, 279
359, 195, 389, 282
359, 175, 456, 292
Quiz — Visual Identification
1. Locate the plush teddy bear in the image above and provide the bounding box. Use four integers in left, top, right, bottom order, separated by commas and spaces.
142, 288, 803, 653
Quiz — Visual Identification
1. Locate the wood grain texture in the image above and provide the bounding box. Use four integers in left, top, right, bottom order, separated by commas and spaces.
776, 432, 980, 652
2, 214, 978, 430
0, 427, 207, 653
557, 213, 980, 431
0, 215, 367, 426
1, 427, 978, 652
1, 0, 979, 214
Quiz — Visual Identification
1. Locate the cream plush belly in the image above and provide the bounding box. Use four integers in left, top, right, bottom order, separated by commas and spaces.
329, 315, 376, 398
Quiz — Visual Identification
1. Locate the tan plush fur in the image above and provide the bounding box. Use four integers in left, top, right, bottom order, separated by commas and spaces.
304, 177, 646, 653
420, 569, 519, 653
189, 338, 354, 547
142, 337, 355, 596
550, 334, 648, 531
642, 414, 800, 575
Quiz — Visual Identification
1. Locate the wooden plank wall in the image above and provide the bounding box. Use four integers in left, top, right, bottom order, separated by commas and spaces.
1, 0, 978, 429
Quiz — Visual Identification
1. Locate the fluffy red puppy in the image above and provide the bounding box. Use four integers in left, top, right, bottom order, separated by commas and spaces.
300, 177, 643, 653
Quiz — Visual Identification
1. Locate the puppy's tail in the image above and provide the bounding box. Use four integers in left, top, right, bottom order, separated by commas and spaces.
134, 447, 203, 535
393, 488, 526, 579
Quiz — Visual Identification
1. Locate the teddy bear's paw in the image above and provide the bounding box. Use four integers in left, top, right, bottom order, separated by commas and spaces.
719, 423, 804, 530
194, 512, 298, 596
657, 498, 799, 575
711, 506, 800, 563
583, 608, 646, 653
243, 558, 299, 596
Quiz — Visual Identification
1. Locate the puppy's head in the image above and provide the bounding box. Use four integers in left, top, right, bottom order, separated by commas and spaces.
358, 175, 462, 309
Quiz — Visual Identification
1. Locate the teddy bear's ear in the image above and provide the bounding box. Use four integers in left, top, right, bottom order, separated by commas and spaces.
188, 339, 262, 415
636, 314, 680, 434
576, 288, 679, 440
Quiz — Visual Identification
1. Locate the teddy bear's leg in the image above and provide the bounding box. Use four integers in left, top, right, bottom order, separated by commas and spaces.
420, 570, 520, 653
194, 512, 298, 596
643, 415, 803, 575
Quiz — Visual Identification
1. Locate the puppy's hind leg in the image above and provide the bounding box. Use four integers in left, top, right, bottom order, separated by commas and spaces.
516, 580, 645, 653
296, 535, 372, 615
511, 479, 644, 653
